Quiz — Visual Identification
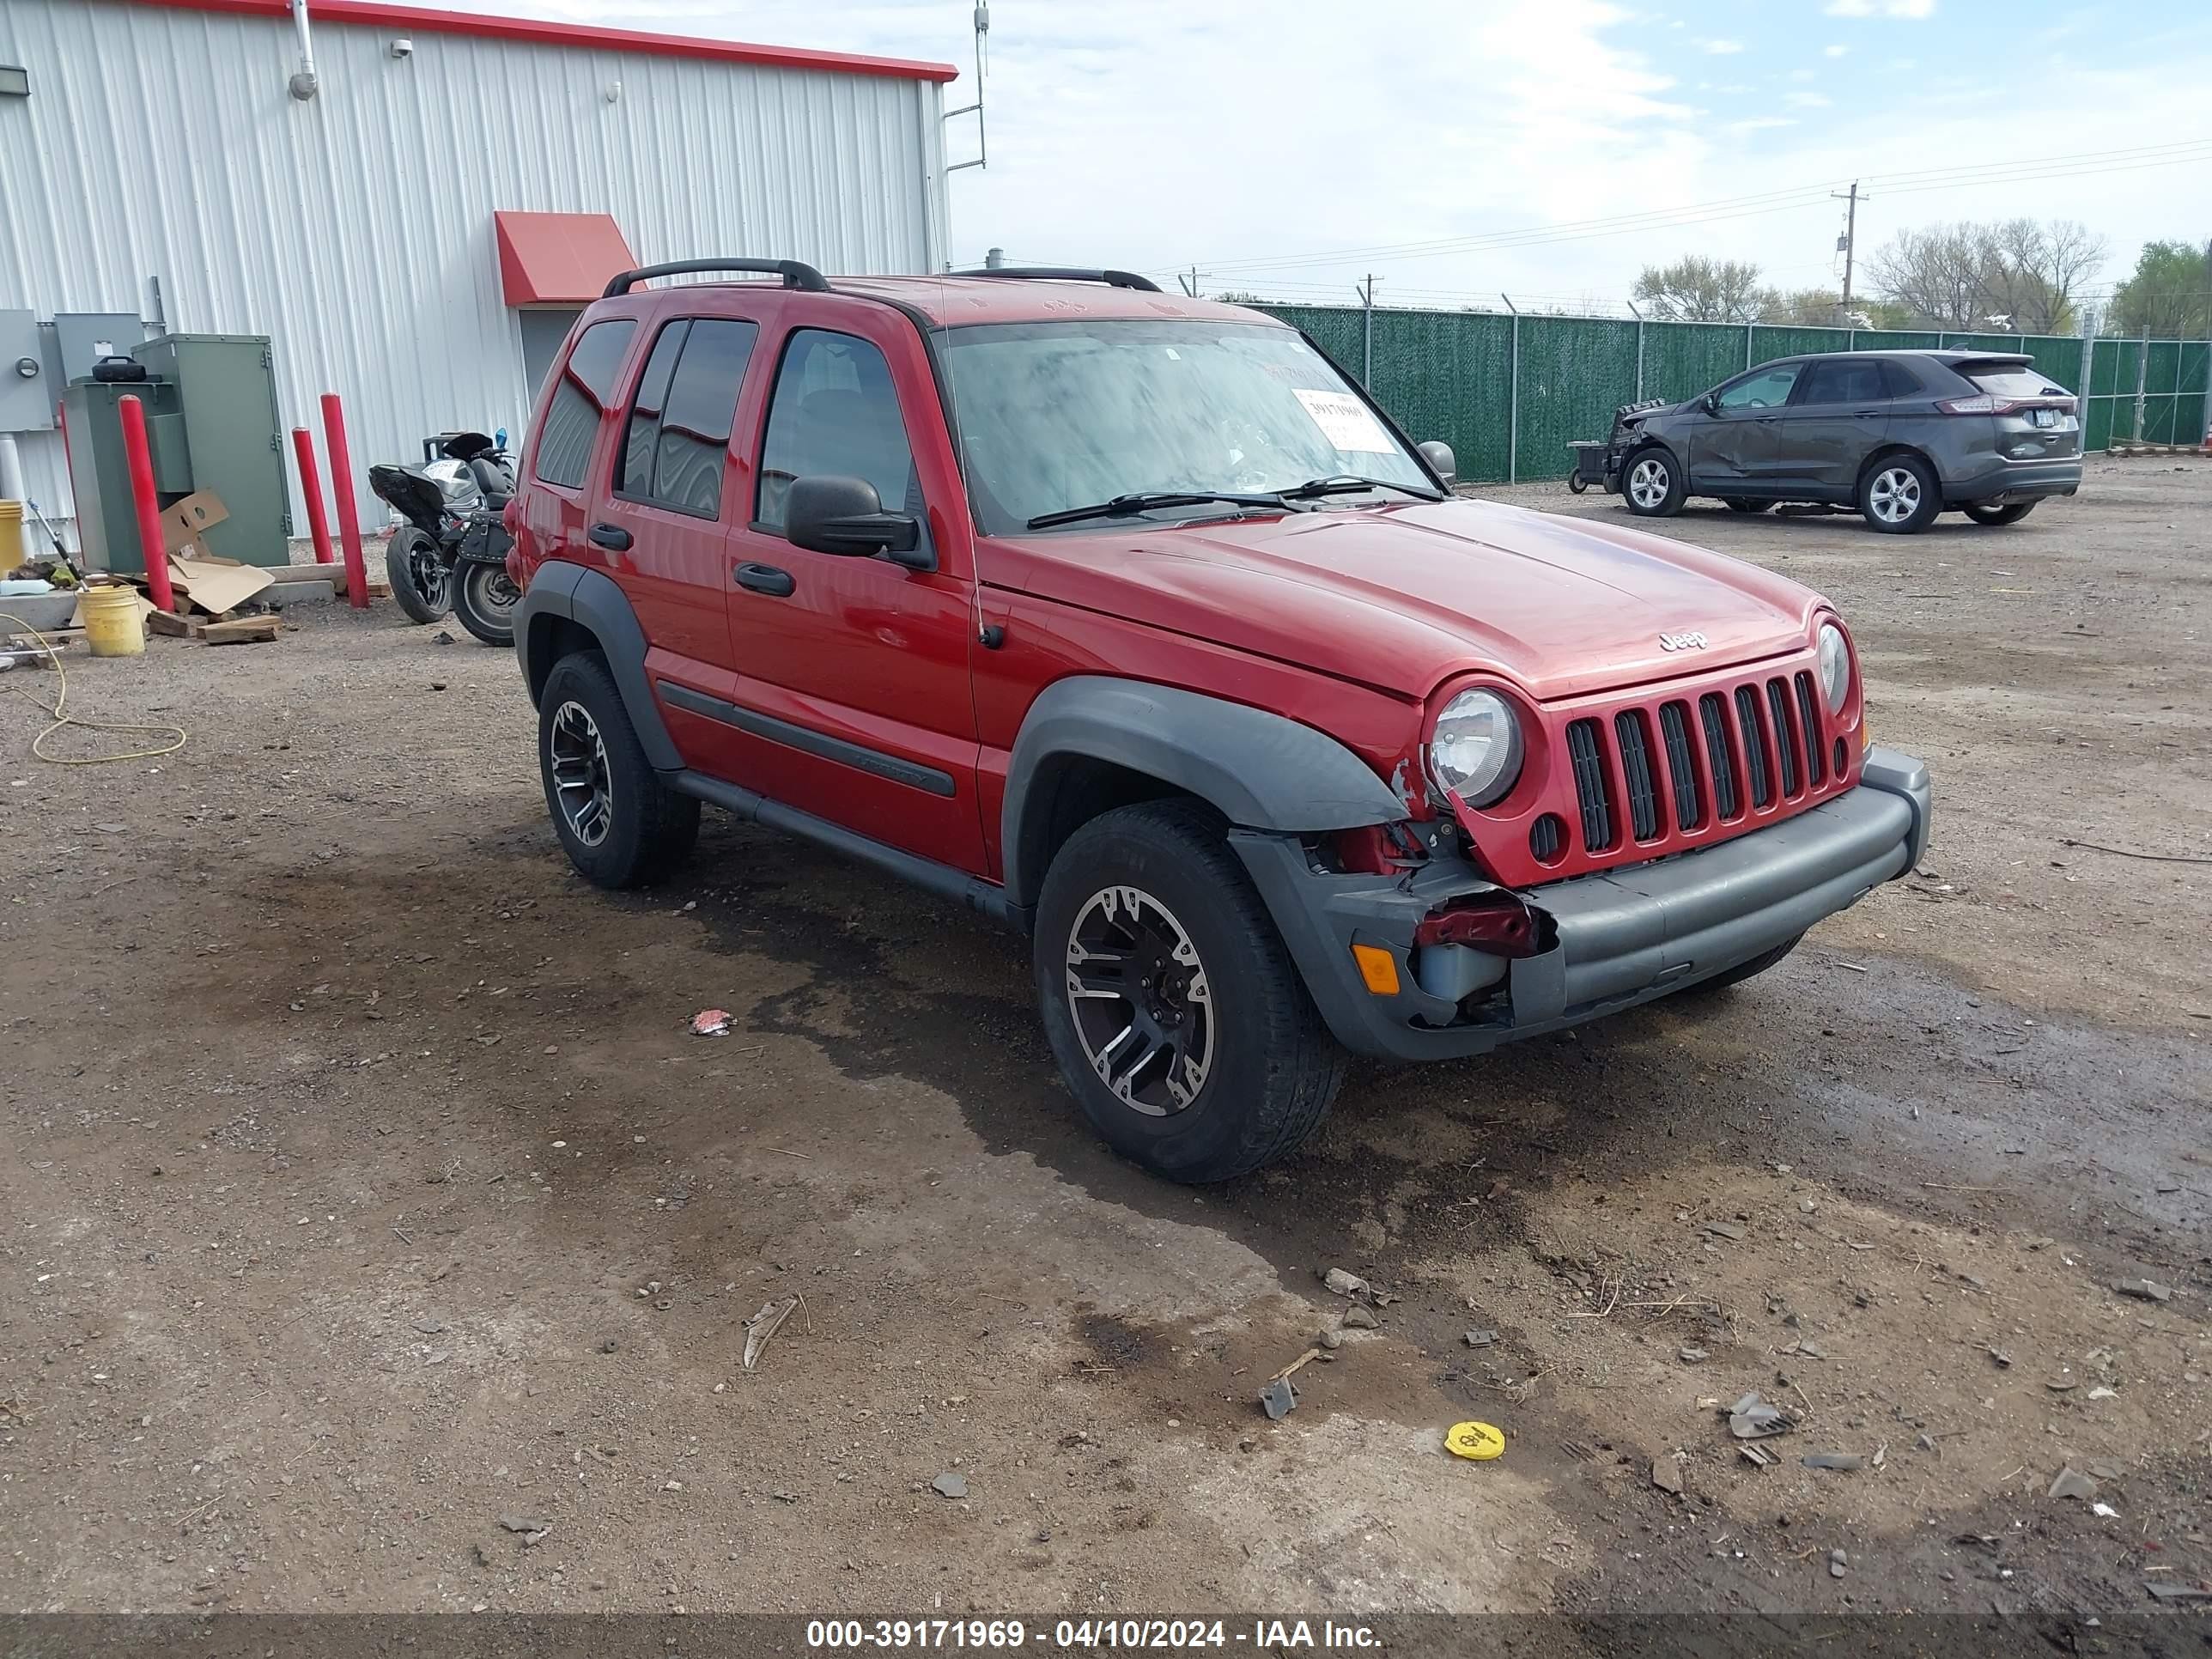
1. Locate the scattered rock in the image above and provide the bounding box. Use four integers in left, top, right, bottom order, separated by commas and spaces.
2146, 1582, 2212, 1604
1725, 1392, 1791, 1440
2087, 1386, 2118, 1401
1679, 1347, 1709, 1364
1650, 1457, 1683, 1495
1827, 1549, 1847, 1580
931, 1473, 968, 1500
1340, 1305, 1381, 1331
1797, 1198, 1816, 1214
1986, 1346, 2011, 1368
1463, 1328, 1496, 1348
1702, 1221, 1746, 1240
2112, 1278, 2171, 1303
1317, 1328, 1344, 1351
414, 1319, 447, 1334
2046, 1467, 2097, 1502
498, 1514, 550, 1534
1258, 1377, 1297, 1420
1802, 1453, 1864, 1472
1322, 1267, 1372, 1300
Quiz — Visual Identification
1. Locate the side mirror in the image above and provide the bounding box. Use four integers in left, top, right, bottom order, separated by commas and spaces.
1701, 392, 1721, 416
784, 475, 927, 568
1418, 440, 1456, 484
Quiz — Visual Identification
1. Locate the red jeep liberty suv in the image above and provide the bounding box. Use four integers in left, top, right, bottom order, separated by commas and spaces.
509, 259, 1932, 1183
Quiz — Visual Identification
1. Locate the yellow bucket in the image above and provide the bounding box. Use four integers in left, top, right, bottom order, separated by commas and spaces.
0, 501, 23, 568
80, 582, 146, 658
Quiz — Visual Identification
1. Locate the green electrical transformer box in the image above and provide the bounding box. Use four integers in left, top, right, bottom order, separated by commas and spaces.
62, 332, 294, 574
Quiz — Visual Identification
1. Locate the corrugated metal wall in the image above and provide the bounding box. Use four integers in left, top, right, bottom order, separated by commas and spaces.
1261, 304, 2211, 484
0, 0, 949, 543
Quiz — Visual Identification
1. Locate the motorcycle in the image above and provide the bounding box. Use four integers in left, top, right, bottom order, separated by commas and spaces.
368, 431, 520, 646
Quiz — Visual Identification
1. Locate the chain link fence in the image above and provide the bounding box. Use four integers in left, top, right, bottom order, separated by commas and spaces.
1257, 303, 2212, 484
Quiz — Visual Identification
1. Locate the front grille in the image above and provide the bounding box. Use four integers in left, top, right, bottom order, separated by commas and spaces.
1767, 678, 1801, 797
1614, 711, 1661, 842
1698, 694, 1739, 820
1565, 719, 1614, 852
1735, 685, 1772, 808
1657, 701, 1702, 830
1795, 672, 1826, 787
1529, 813, 1564, 863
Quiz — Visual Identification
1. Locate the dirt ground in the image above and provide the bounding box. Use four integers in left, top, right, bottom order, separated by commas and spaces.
2, 457, 2206, 1627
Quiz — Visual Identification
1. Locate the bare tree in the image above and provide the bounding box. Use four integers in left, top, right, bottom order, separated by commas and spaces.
1865, 223, 1989, 328
1632, 256, 1775, 323
1759, 288, 1848, 326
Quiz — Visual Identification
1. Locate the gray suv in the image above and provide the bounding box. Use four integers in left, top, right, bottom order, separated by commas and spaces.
1609, 349, 2081, 534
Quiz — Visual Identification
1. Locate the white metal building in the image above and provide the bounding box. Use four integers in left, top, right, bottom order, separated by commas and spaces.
0, 0, 957, 544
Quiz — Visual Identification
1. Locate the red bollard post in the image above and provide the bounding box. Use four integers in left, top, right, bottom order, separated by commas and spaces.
290, 426, 336, 566
118, 393, 177, 616
319, 392, 370, 610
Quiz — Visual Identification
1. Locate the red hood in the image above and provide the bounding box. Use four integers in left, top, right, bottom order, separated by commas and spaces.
978, 498, 1829, 702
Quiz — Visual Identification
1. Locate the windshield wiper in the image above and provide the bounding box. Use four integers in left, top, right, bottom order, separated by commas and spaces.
1026, 490, 1292, 530
1280, 474, 1444, 501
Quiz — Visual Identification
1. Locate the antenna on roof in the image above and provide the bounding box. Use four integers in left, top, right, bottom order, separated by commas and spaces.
945, 2, 988, 174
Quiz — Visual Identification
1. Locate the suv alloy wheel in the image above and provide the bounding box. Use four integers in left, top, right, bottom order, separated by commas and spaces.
1033, 800, 1344, 1182
537, 653, 701, 888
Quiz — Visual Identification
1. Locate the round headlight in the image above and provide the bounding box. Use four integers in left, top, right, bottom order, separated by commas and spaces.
1817, 623, 1851, 714
1429, 689, 1522, 807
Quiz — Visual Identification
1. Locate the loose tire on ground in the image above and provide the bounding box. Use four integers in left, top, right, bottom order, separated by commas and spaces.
1857, 453, 1942, 534
1961, 501, 2036, 526
1033, 799, 1345, 1183
386, 527, 450, 623
537, 652, 699, 890
1622, 448, 1686, 518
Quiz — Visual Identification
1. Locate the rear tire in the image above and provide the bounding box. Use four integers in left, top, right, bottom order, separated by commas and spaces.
1962, 501, 2035, 526
386, 527, 450, 623
1857, 454, 1941, 534
451, 560, 520, 647
1033, 800, 1345, 1183
1622, 448, 1686, 518
538, 653, 699, 889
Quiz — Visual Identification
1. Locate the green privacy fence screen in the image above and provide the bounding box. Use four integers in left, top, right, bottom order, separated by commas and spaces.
1256, 303, 2212, 484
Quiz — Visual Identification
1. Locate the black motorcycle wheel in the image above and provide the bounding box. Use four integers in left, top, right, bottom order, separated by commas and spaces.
451, 560, 520, 647
386, 527, 450, 623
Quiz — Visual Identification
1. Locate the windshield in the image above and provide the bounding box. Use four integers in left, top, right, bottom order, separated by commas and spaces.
938, 319, 1434, 535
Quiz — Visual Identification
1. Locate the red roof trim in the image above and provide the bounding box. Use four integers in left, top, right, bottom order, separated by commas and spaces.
120, 0, 961, 82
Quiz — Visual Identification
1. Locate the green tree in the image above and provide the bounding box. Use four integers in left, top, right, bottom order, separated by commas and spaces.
1632, 256, 1775, 323
2108, 240, 2212, 337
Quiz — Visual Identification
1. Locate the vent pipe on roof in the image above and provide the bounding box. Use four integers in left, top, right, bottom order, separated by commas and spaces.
289, 0, 319, 100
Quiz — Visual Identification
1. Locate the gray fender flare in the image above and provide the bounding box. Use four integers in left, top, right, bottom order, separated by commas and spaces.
514, 561, 681, 772
1000, 676, 1407, 908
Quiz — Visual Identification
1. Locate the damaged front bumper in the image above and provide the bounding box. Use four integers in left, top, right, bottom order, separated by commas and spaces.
1233, 748, 1931, 1063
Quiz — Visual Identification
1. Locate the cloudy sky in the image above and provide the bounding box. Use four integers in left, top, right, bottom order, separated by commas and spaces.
477, 0, 2209, 316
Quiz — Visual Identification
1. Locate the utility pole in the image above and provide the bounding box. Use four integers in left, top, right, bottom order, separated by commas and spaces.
1832, 180, 1865, 322
1358, 274, 1378, 385
1176, 265, 1202, 299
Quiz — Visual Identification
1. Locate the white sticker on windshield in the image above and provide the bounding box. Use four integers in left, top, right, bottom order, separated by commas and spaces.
1292, 388, 1395, 453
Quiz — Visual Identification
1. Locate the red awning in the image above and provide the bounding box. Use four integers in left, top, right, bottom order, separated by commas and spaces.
495, 212, 637, 307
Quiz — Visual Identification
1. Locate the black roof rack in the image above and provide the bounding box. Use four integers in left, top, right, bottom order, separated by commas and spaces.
951, 265, 1163, 294
603, 258, 830, 298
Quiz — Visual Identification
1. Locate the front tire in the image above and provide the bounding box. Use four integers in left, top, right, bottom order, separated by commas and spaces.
538, 653, 699, 889
1858, 455, 1941, 534
385, 527, 450, 623
451, 560, 521, 647
1623, 449, 1686, 517
1962, 501, 2035, 526
1033, 800, 1345, 1183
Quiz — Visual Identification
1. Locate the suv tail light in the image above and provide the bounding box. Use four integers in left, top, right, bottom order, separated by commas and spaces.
1936, 392, 2077, 416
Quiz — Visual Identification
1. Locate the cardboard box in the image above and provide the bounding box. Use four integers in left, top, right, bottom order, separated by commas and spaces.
160, 489, 230, 556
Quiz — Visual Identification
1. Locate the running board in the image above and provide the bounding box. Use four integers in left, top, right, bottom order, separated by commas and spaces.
667, 770, 1026, 933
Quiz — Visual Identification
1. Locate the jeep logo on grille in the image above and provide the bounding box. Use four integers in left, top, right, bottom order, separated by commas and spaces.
1658, 630, 1710, 653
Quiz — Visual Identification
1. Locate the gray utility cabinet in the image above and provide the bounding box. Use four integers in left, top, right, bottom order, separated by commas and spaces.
128, 334, 292, 565
64, 333, 293, 574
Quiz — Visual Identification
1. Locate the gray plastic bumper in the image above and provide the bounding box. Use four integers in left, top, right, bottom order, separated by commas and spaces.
1235, 747, 1930, 1062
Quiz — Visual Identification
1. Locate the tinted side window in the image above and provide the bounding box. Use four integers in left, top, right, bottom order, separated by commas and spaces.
1881, 362, 1924, 398
1716, 364, 1800, 410
1797, 359, 1886, 404
535, 319, 636, 489
756, 329, 919, 531
617, 318, 758, 517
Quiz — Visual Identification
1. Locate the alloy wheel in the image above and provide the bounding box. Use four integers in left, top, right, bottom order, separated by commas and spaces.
407, 538, 451, 611
1627, 457, 1669, 509
548, 700, 614, 847
1064, 884, 1217, 1117
1869, 466, 1922, 525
